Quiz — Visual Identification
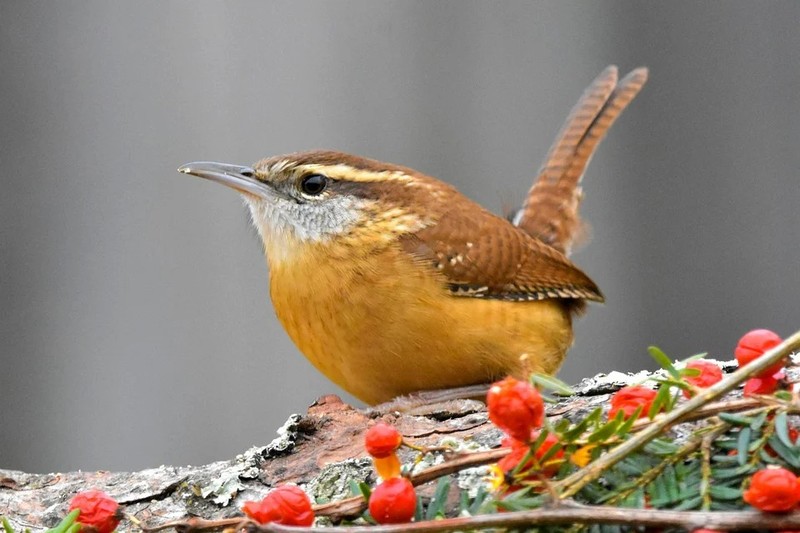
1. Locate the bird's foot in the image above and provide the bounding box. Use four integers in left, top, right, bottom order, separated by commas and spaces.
365, 383, 490, 417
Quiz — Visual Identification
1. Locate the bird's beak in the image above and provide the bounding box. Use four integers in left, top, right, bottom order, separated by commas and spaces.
178, 161, 270, 199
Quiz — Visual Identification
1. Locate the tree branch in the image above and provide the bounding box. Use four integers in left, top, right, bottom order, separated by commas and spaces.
158, 501, 800, 532
4, 332, 800, 532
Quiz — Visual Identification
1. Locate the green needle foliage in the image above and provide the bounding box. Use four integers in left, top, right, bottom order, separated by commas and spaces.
2, 510, 81, 533
343, 343, 800, 530
483, 345, 800, 530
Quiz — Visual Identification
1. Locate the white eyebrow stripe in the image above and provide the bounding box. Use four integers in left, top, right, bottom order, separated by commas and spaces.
295, 163, 414, 183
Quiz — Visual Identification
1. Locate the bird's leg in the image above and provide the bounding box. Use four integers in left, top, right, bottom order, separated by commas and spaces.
365, 383, 491, 416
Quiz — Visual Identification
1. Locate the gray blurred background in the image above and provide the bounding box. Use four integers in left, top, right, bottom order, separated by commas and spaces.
2, 1, 799, 473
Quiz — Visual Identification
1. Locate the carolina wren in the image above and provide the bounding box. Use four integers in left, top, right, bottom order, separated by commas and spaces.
179, 66, 647, 405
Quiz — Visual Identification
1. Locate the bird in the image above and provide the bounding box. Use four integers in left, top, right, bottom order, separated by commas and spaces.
179, 66, 648, 405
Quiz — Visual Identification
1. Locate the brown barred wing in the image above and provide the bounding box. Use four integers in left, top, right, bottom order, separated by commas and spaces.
400, 205, 604, 303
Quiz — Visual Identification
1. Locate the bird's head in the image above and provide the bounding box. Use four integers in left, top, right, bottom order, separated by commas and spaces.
179, 150, 456, 263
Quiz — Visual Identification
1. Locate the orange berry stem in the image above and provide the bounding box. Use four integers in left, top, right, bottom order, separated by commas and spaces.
373, 454, 403, 480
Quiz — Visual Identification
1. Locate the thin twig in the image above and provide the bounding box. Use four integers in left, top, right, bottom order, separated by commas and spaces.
630, 397, 756, 430
409, 449, 505, 485
700, 430, 713, 510
748, 407, 779, 467
141, 517, 250, 532
247, 501, 800, 532
630, 390, 800, 433
144, 502, 800, 532
607, 423, 727, 506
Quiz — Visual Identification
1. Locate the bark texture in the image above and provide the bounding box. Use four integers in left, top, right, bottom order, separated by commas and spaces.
0, 369, 696, 531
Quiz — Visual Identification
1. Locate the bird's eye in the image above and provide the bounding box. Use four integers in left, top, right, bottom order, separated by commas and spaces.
300, 174, 328, 195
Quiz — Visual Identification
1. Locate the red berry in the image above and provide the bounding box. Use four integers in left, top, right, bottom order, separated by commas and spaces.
735, 329, 784, 378
368, 477, 416, 524
68, 490, 121, 533
608, 386, 658, 419
497, 431, 564, 478
487, 377, 545, 442
242, 498, 281, 525
744, 375, 781, 396
743, 467, 800, 512
242, 485, 314, 526
496, 438, 528, 477
365, 423, 402, 458
682, 360, 723, 398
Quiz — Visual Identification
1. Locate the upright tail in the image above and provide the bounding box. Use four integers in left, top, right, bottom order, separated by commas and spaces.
514, 66, 648, 256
